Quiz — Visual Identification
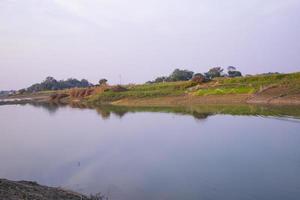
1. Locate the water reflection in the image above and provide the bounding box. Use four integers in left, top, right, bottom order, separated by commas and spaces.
1, 103, 300, 200
23, 102, 300, 120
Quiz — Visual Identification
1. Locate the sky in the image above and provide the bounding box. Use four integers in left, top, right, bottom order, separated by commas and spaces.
0, 0, 300, 90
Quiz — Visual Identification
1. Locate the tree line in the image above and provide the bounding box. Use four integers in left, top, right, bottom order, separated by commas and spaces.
17, 66, 242, 93
19, 77, 93, 93
147, 66, 242, 84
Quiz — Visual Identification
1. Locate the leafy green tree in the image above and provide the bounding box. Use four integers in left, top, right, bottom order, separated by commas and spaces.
99, 79, 108, 85
26, 77, 93, 92
169, 69, 194, 81
227, 66, 236, 72
227, 66, 242, 77
205, 67, 224, 79
154, 76, 168, 83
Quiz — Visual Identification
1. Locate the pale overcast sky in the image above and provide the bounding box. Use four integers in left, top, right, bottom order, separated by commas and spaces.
0, 0, 300, 90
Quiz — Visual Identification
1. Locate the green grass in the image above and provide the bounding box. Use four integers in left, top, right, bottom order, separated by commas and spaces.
88, 81, 197, 103
128, 81, 197, 91
218, 72, 300, 89
195, 87, 255, 96
194, 72, 300, 96
88, 72, 300, 103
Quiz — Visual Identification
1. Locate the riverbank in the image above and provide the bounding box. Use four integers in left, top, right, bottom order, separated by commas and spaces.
110, 93, 300, 107
88, 72, 300, 106
2, 72, 300, 107
0, 179, 104, 200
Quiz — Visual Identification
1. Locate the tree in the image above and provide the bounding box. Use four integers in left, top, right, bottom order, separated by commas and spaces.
154, 76, 168, 83
205, 67, 224, 79
227, 66, 242, 77
99, 79, 108, 85
227, 66, 236, 72
169, 69, 194, 81
26, 77, 93, 92
80, 79, 90, 87
228, 70, 242, 77
18, 88, 26, 94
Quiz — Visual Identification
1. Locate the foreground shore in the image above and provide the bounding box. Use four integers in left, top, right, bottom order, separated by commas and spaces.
0, 179, 98, 200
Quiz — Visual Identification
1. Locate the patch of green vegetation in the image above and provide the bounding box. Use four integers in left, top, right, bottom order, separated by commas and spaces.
219, 72, 300, 89
195, 87, 255, 96
195, 72, 300, 96
88, 81, 197, 103
88, 72, 300, 103
130, 81, 196, 91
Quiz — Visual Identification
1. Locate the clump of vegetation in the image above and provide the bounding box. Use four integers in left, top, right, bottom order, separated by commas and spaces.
98, 79, 108, 86
227, 66, 242, 77
147, 69, 194, 83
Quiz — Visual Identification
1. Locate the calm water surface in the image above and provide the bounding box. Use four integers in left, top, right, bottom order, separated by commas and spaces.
0, 104, 300, 200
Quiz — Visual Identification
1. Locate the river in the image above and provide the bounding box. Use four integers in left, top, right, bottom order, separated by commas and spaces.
0, 103, 300, 200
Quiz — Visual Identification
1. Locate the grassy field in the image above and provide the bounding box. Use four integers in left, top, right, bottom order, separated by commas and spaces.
194, 72, 300, 96
88, 81, 197, 103
194, 87, 255, 96
86, 72, 300, 104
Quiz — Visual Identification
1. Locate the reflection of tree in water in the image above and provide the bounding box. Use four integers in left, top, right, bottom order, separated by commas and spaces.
28, 102, 67, 114
96, 108, 111, 119
95, 108, 127, 119
92, 106, 211, 120
109, 110, 127, 118
191, 111, 211, 120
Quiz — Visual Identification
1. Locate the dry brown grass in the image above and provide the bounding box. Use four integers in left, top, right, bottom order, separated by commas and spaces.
69, 86, 110, 99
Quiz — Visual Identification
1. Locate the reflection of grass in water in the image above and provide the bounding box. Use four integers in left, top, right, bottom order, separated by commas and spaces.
27, 101, 300, 120
89, 104, 300, 120
185, 105, 300, 119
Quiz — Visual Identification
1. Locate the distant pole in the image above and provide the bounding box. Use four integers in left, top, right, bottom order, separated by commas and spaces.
119, 74, 122, 85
